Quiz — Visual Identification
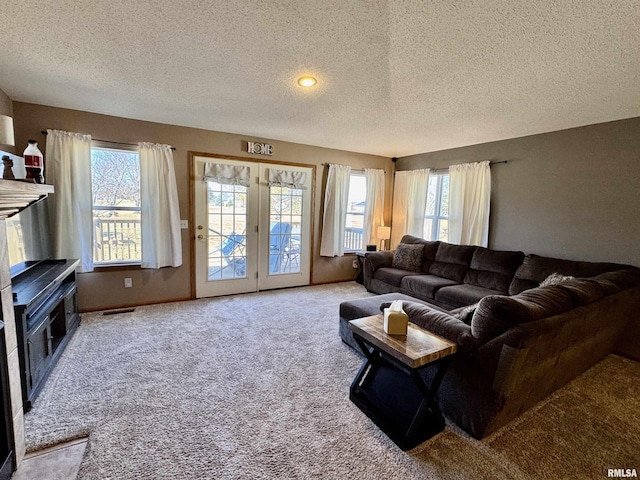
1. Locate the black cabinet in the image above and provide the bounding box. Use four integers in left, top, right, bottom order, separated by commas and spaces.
26, 317, 52, 395
12, 259, 80, 410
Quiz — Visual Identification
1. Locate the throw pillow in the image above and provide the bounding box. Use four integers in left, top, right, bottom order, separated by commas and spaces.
391, 243, 424, 272
539, 272, 574, 287
452, 302, 478, 326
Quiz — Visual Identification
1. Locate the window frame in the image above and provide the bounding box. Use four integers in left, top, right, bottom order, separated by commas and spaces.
424, 172, 449, 242
90, 143, 142, 267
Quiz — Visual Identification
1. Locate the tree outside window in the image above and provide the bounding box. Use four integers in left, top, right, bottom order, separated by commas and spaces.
91, 147, 141, 264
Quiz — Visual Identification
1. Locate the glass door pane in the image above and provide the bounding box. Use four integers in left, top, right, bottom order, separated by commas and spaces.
269, 186, 303, 274
258, 164, 312, 291
207, 181, 248, 280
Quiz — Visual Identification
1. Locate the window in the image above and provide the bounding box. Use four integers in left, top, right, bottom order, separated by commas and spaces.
344, 173, 366, 252
424, 173, 449, 241
91, 146, 141, 264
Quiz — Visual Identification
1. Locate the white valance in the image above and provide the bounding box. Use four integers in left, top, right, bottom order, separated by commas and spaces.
268, 168, 307, 190
204, 162, 251, 187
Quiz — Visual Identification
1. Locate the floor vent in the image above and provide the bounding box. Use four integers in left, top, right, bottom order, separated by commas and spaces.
103, 308, 135, 316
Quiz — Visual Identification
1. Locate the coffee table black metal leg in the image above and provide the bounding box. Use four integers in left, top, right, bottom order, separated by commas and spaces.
350, 337, 379, 396
405, 357, 452, 442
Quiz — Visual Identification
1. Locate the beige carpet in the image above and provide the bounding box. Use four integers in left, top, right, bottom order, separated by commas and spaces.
24, 283, 640, 479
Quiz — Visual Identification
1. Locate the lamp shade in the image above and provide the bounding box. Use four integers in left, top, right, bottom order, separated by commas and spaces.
377, 226, 391, 240
0, 115, 15, 147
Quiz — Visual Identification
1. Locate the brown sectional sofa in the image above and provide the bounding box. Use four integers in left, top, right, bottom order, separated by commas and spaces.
340, 235, 640, 438
363, 235, 630, 309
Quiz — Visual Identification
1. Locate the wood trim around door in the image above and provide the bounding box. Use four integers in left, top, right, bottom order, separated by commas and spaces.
188, 151, 317, 299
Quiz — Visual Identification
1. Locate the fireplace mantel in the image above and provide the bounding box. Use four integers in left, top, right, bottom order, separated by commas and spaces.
0, 180, 54, 219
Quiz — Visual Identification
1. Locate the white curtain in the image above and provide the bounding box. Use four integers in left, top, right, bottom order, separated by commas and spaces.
320, 164, 351, 257
390, 169, 430, 248
449, 160, 491, 247
45, 129, 93, 272
363, 168, 385, 250
139, 143, 182, 268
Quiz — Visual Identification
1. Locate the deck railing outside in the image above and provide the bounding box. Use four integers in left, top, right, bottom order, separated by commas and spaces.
93, 206, 141, 263
93, 209, 365, 262
344, 227, 364, 252
344, 209, 364, 252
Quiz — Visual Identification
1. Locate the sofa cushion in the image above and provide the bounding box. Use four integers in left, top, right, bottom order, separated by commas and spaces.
339, 293, 439, 351
589, 273, 622, 296
399, 235, 440, 273
373, 267, 414, 287
428, 243, 476, 282
401, 301, 475, 353
400, 274, 459, 300
592, 269, 640, 290
340, 293, 436, 322
471, 285, 574, 344
436, 284, 504, 309
514, 285, 574, 318
471, 296, 523, 345
463, 247, 524, 293
509, 254, 631, 295
391, 243, 424, 272
556, 278, 604, 306
379, 299, 450, 315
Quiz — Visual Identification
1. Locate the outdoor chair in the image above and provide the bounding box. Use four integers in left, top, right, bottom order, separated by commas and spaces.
209, 230, 246, 278
269, 222, 291, 274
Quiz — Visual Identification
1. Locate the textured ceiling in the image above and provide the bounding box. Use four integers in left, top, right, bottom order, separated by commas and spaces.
1, 1, 639, 157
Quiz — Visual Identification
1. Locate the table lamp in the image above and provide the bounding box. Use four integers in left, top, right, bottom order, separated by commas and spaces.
377, 226, 391, 250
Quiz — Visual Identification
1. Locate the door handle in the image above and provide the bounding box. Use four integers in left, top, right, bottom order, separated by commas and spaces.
197, 234, 204, 240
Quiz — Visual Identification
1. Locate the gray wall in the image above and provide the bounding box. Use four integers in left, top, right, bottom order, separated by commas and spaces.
397, 117, 640, 267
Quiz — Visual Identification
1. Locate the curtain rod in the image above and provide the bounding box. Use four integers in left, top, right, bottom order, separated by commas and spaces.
322, 160, 507, 169
40, 130, 176, 150
398, 160, 508, 174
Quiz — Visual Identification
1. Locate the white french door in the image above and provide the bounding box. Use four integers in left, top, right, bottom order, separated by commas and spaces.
193, 155, 313, 298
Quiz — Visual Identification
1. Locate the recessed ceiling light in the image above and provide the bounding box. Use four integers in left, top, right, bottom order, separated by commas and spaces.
298, 76, 317, 87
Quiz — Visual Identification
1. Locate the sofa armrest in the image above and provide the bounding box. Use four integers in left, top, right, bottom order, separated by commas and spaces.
472, 326, 528, 378
363, 250, 394, 290
401, 301, 475, 353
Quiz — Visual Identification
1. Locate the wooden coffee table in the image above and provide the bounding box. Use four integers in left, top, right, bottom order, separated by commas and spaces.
349, 314, 457, 450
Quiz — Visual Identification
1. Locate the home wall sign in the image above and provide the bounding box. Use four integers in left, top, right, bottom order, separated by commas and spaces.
247, 141, 273, 156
